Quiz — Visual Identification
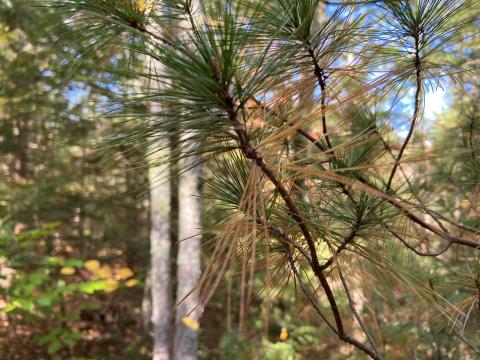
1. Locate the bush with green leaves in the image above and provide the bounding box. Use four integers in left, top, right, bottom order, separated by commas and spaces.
0, 221, 141, 358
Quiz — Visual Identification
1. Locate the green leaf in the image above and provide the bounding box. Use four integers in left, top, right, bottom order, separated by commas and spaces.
47, 339, 63, 354
78, 280, 106, 294
63, 258, 83, 268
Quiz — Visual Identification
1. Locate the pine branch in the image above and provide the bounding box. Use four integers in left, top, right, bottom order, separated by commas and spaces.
306, 43, 332, 150
338, 267, 384, 360
386, 34, 423, 191
314, 170, 480, 249
254, 218, 314, 265
386, 225, 451, 257
224, 89, 384, 359
319, 207, 363, 271
287, 250, 383, 360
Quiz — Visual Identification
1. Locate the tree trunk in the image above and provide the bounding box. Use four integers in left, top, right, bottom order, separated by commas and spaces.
149, 141, 173, 360
174, 149, 202, 360
145, 1, 174, 356
173, 2, 202, 358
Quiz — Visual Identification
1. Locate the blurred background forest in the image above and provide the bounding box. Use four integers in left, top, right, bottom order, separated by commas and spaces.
0, 0, 479, 359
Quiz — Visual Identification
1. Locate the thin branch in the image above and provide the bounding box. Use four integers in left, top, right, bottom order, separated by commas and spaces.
427, 209, 480, 235
306, 44, 332, 150
376, 127, 449, 232
286, 251, 383, 360
455, 331, 480, 355
386, 225, 451, 257
286, 252, 337, 333
288, 123, 480, 250
300, 123, 479, 242
386, 35, 423, 191
319, 210, 362, 271
338, 267, 384, 360
312, 170, 480, 250
247, 96, 328, 153
254, 218, 314, 265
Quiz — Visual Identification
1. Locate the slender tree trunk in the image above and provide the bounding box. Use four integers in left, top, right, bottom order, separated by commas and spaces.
149, 140, 173, 360
174, 148, 202, 360
173, 2, 202, 358
145, 4, 174, 348
145, 2, 174, 357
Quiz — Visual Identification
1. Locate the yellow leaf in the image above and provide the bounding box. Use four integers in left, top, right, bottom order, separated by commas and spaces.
95, 265, 113, 279
279, 328, 288, 341
181, 316, 199, 331
116, 267, 134, 280
460, 199, 471, 209
139, 346, 149, 355
84, 259, 101, 272
104, 279, 119, 293
125, 279, 139, 288
60, 267, 75, 275
137, 0, 152, 12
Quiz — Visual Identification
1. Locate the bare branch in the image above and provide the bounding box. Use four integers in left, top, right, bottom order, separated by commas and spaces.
338, 267, 384, 360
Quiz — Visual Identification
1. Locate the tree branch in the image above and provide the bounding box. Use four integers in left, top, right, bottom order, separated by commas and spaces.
319, 209, 362, 271
338, 267, 384, 360
286, 250, 383, 360
306, 44, 332, 150
386, 36, 422, 191
225, 94, 383, 359
386, 225, 451, 257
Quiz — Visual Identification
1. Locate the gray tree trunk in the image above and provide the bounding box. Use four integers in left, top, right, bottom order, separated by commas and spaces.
145, 2, 174, 357
174, 150, 202, 360
173, 2, 202, 359
149, 141, 172, 360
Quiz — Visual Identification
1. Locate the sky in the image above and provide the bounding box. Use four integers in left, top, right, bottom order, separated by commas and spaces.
424, 87, 449, 121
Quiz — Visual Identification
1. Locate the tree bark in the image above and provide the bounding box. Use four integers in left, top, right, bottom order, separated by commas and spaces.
174, 148, 202, 360
173, 2, 202, 358
149, 139, 173, 360
144, 2, 175, 357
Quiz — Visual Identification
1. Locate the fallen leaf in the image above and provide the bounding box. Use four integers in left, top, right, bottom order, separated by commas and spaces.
181, 316, 199, 331
60, 267, 75, 275
84, 259, 101, 272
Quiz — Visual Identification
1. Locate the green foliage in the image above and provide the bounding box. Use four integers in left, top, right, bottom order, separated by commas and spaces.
0, 223, 87, 355
218, 331, 255, 360
0, 220, 143, 356
263, 341, 297, 360
43, 0, 480, 358
1, 0, 480, 358
0, 1, 148, 357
